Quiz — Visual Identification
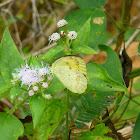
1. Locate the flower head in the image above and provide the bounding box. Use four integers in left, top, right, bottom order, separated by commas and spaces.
13, 63, 39, 88
49, 33, 60, 43
57, 19, 68, 28
68, 31, 77, 40
11, 62, 52, 90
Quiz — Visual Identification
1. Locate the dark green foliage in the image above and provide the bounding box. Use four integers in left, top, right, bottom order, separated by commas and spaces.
72, 0, 107, 9
73, 92, 116, 128
65, 8, 106, 49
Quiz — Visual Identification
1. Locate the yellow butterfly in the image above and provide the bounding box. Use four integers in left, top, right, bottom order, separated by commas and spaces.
51, 56, 87, 94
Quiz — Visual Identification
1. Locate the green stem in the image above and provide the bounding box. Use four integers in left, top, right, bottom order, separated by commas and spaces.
7, 95, 30, 115
115, 0, 134, 54
103, 8, 120, 30
114, 80, 133, 123
121, 0, 126, 25
66, 90, 70, 140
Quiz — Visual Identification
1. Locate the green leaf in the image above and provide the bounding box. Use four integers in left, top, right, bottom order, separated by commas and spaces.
0, 28, 24, 98
24, 122, 35, 136
72, 18, 91, 47
30, 94, 46, 128
72, 44, 97, 54
28, 55, 42, 67
114, 92, 124, 111
0, 28, 24, 83
0, 112, 24, 140
40, 45, 65, 63
10, 87, 24, 103
65, 9, 106, 49
99, 45, 124, 111
138, 43, 140, 55
99, 45, 123, 84
132, 113, 140, 140
0, 81, 13, 99
87, 62, 128, 92
72, 0, 107, 9
36, 98, 66, 140
130, 68, 140, 79
133, 78, 140, 92
79, 123, 114, 140
92, 123, 111, 135
47, 76, 66, 95
71, 18, 97, 54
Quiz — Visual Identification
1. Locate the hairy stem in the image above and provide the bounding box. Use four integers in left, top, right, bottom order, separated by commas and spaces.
66, 90, 70, 140
7, 95, 30, 115
103, 8, 120, 30
115, 0, 134, 54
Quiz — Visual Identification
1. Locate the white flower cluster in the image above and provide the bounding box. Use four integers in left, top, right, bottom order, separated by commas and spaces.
48, 19, 77, 43
12, 62, 53, 97
57, 19, 68, 28
49, 33, 60, 43
68, 31, 77, 40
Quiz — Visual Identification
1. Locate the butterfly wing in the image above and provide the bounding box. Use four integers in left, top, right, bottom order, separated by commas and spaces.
52, 56, 87, 76
52, 66, 87, 93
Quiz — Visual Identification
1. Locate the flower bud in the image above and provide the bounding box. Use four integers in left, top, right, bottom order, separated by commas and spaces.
42, 82, 48, 88
29, 90, 34, 96
45, 94, 52, 99
33, 86, 39, 91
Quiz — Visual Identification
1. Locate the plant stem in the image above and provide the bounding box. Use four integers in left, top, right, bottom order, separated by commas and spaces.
66, 90, 70, 140
7, 95, 30, 115
115, 0, 134, 54
103, 8, 120, 30
121, 0, 126, 24
114, 80, 133, 123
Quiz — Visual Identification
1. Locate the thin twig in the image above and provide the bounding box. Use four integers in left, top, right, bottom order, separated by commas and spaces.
14, 16, 48, 38
125, 26, 140, 49
119, 92, 140, 108
2, 9, 23, 56
0, 0, 14, 8
31, 0, 37, 47
23, 42, 57, 60
114, 80, 133, 123
103, 8, 120, 30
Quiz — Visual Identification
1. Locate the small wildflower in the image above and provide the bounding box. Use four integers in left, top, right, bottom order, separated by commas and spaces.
29, 90, 34, 96
45, 94, 52, 99
33, 86, 39, 91
42, 82, 48, 88
57, 19, 68, 28
49, 33, 60, 43
68, 31, 77, 40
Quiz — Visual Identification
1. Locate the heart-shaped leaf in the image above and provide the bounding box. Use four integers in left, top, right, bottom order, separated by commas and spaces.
30, 94, 46, 128
36, 98, 66, 140
0, 113, 24, 140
